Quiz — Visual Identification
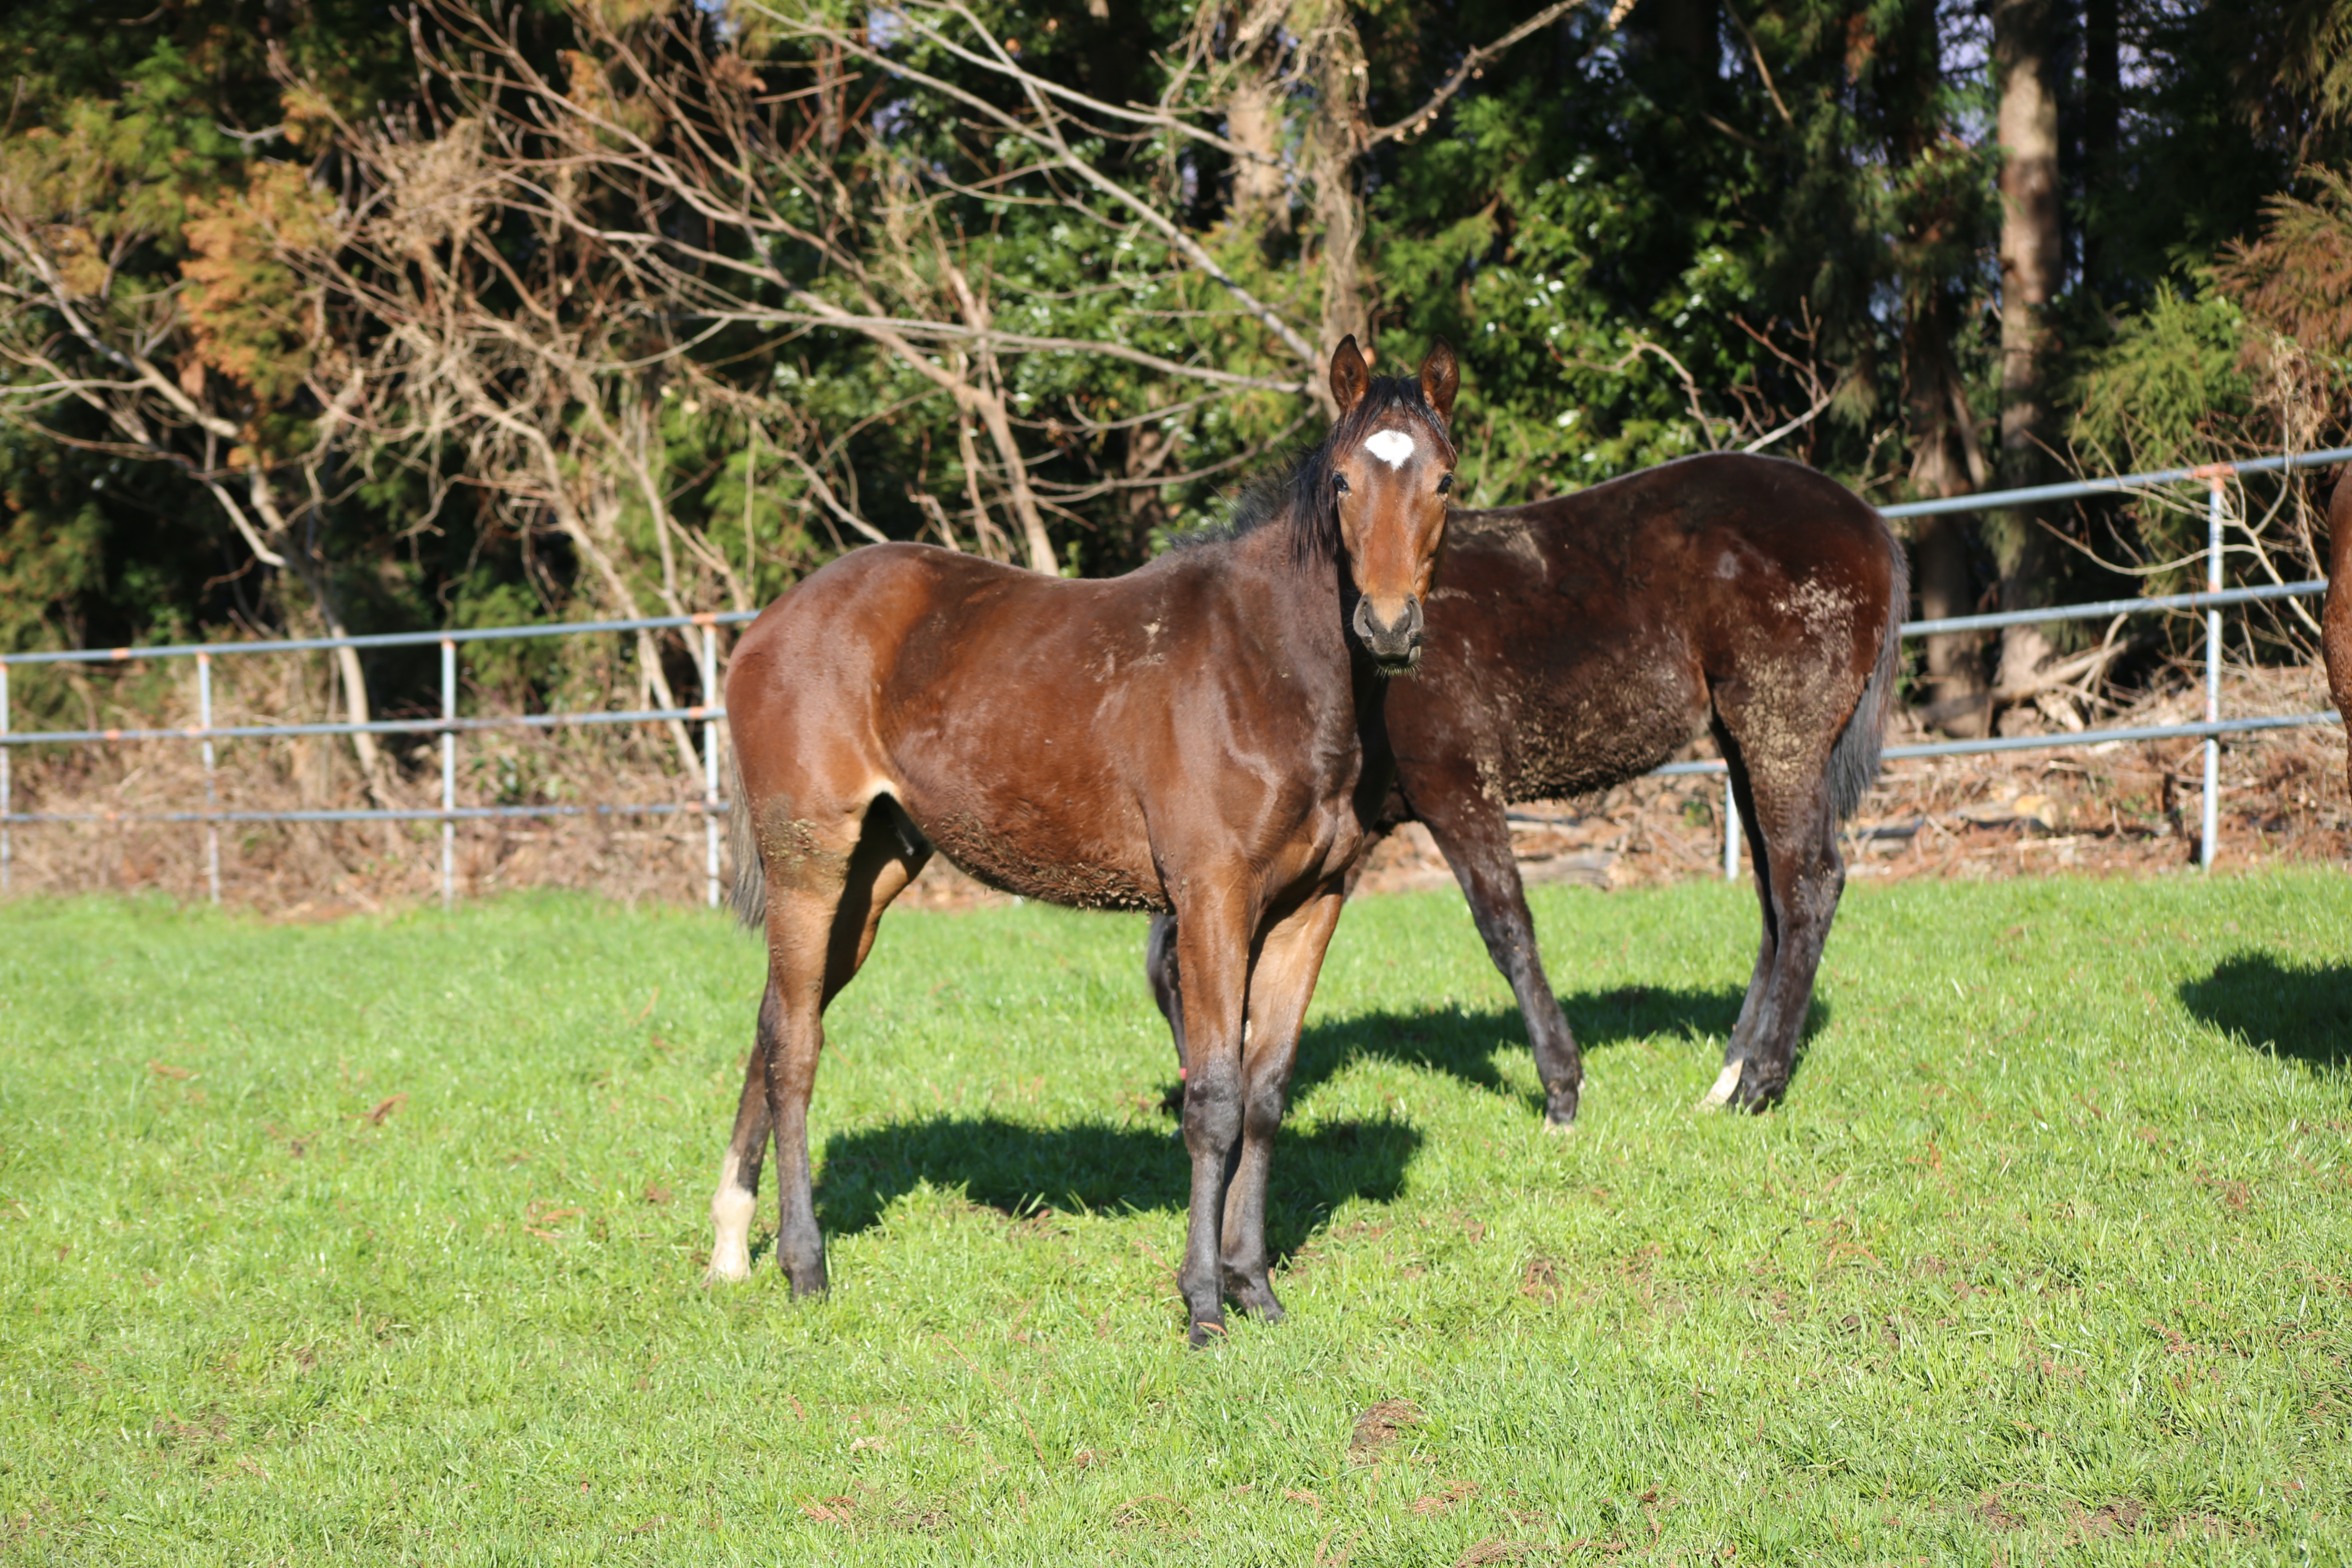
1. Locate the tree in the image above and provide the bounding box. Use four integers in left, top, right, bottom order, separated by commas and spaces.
1991, 0, 2063, 697
0, 0, 410, 789
4, 0, 2348, 768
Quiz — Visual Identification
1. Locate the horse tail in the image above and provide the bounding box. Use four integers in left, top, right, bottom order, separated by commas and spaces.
726, 751, 766, 929
1829, 511, 1909, 822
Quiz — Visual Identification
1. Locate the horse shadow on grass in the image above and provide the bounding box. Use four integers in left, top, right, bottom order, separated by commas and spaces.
1262, 980, 1828, 1119
2178, 953, 2352, 1071
809, 984, 1809, 1259
814, 1114, 1421, 1262
1131, 984, 1827, 1117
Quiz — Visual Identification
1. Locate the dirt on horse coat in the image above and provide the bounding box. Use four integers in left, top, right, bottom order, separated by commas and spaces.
710, 339, 1459, 1345
1150, 451, 1907, 1121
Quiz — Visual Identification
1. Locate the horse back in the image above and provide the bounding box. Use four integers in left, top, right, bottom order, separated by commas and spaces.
1405, 453, 1898, 801
727, 538, 1370, 911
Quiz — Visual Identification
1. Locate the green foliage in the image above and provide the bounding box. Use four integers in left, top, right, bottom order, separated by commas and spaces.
0, 0, 414, 662
2068, 281, 2254, 478
0, 0, 2346, 710
3, 874, 2350, 1559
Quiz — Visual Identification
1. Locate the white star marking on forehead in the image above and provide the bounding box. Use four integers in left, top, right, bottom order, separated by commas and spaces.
1363, 429, 1417, 468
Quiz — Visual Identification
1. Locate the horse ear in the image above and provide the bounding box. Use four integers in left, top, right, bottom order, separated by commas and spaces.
1329, 335, 1370, 417
1419, 339, 1460, 423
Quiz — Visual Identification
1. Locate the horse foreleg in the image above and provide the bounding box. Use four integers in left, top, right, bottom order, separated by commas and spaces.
1171, 893, 1252, 1346
1417, 782, 1581, 1128
1216, 884, 1348, 1322
1149, 828, 1381, 1116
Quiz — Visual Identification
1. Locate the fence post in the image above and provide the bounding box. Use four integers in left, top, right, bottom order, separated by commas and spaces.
2203, 478, 2224, 871
198, 652, 219, 904
1723, 772, 1740, 881
441, 638, 456, 909
1, 660, 10, 896
701, 623, 720, 910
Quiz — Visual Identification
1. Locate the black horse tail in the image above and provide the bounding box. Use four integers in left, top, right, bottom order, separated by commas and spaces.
1829, 515, 1909, 822
727, 751, 766, 929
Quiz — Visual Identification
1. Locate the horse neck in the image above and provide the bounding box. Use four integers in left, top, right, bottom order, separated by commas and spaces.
1223, 513, 1383, 709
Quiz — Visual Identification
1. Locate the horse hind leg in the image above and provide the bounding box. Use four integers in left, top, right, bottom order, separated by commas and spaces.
706, 795, 929, 1295
707, 980, 782, 1284
1702, 724, 1780, 1109
822, 796, 931, 1004
1147, 912, 1187, 1114
1713, 735, 1844, 1112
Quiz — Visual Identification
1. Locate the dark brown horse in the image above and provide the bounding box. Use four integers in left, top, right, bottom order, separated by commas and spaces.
2324, 469, 2352, 788
1149, 452, 1907, 1122
710, 339, 1460, 1343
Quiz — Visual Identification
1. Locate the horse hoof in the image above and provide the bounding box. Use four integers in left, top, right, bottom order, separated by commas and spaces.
703, 1247, 751, 1286
1542, 1090, 1579, 1131
1225, 1280, 1287, 1323
1698, 1060, 1744, 1110
1189, 1315, 1228, 1348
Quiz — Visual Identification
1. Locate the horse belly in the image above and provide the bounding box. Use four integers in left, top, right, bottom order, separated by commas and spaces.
895, 777, 1167, 913
1504, 649, 1707, 800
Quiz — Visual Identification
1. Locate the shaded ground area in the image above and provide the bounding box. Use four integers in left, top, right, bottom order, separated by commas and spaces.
2180, 953, 2352, 1068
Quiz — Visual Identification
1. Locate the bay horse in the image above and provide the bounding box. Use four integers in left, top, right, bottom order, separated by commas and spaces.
1148, 452, 1907, 1122
710, 339, 1460, 1344
2323, 468, 2352, 789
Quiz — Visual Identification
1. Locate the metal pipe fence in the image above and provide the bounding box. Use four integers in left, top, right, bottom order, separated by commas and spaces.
3, 448, 2346, 903
0, 611, 756, 907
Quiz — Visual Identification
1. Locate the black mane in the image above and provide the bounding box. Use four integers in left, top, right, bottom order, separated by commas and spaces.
1174, 374, 1455, 564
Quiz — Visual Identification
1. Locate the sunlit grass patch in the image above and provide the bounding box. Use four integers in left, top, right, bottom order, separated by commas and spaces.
2, 871, 2348, 1563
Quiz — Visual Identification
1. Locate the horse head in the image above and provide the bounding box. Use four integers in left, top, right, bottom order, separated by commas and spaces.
1325, 336, 1459, 673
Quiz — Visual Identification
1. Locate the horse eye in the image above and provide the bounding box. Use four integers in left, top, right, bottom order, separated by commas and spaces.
1437, 473, 1454, 494
1333, 473, 1351, 495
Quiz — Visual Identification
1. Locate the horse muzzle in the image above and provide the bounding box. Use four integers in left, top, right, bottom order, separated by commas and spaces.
1352, 594, 1425, 673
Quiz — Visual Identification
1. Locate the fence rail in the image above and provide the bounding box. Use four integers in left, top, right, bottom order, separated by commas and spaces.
4, 448, 2346, 902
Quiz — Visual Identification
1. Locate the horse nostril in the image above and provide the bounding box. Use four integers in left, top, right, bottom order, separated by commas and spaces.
1352, 595, 1422, 657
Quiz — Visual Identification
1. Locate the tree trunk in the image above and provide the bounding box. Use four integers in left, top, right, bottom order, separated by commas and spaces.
2082, 0, 2118, 289
1993, 0, 2064, 697
231, 465, 394, 809
1884, 0, 1986, 733
281, 545, 392, 805
1650, 0, 1718, 78
1301, 3, 1370, 399
1223, 27, 1290, 250
1903, 312, 1990, 733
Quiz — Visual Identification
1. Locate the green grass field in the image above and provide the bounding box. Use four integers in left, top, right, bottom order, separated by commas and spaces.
4, 870, 2350, 1564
